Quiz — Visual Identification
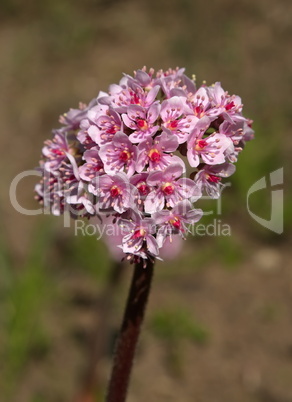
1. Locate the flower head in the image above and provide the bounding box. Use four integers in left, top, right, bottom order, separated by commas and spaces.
35, 67, 254, 261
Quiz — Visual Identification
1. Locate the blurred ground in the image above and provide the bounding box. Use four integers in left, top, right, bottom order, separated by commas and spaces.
0, 0, 292, 401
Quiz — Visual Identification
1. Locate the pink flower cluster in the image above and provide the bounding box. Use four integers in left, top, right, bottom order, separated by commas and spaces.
35, 67, 254, 261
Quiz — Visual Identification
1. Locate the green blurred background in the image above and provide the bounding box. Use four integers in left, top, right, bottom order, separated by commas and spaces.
1, 0, 292, 401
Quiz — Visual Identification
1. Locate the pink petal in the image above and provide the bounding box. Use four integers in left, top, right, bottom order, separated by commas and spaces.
147, 102, 161, 123
146, 85, 160, 105
146, 235, 159, 256
164, 164, 184, 181
144, 191, 165, 213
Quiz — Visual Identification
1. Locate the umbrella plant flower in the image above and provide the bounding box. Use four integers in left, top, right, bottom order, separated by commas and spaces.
35, 67, 254, 262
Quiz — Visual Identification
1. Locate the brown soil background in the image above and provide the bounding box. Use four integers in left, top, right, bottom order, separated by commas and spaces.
1, 0, 292, 401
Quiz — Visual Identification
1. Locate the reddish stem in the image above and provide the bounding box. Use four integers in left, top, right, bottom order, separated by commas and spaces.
106, 258, 154, 402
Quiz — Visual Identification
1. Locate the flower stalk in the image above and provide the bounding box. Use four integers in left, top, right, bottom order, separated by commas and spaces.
106, 259, 154, 402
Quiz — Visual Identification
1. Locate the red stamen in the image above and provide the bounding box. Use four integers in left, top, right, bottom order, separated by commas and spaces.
137, 182, 149, 196
162, 182, 174, 195
194, 105, 204, 116
110, 185, 121, 197
168, 120, 179, 130
225, 101, 235, 111
133, 228, 146, 239
195, 139, 208, 151
170, 217, 181, 229
148, 148, 161, 162
52, 149, 64, 156
119, 150, 131, 162
131, 93, 141, 105
207, 174, 221, 183
137, 119, 148, 130
107, 126, 117, 134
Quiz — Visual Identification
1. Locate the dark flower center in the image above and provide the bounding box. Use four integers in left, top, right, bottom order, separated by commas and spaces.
133, 228, 146, 239
106, 126, 117, 134
170, 217, 181, 229
225, 101, 235, 111
52, 149, 64, 156
207, 174, 221, 183
168, 120, 179, 130
137, 119, 148, 130
194, 105, 204, 117
162, 182, 174, 195
119, 150, 131, 162
195, 139, 208, 151
137, 181, 149, 196
148, 148, 161, 162
110, 185, 121, 197
131, 92, 141, 105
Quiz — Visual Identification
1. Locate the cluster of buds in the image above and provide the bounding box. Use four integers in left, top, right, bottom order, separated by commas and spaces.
35, 67, 254, 261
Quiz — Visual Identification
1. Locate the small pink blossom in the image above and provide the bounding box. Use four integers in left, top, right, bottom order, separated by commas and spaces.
153, 200, 203, 247
79, 147, 104, 181
81, 105, 122, 147
119, 216, 159, 259
130, 173, 152, 208
160, 96, 198, 143
156, 67, 196, 98
187, 117, 232, 167
59, 98, 97, 131
122, 102, 160, 143
36, 156, 88, 218
42, 130, 70, 171
99, 132, 137, 177
132, 69, 155, 88
193, 163, 236, 199
144, 164, 201, 214
136, 132, 184, 172
207, 82, 244, 124
99, 82, 160, 113
188, 87, 220, 120
91, 172, 137, 214
242, 119, 255, 142
65, 180, 96, 215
